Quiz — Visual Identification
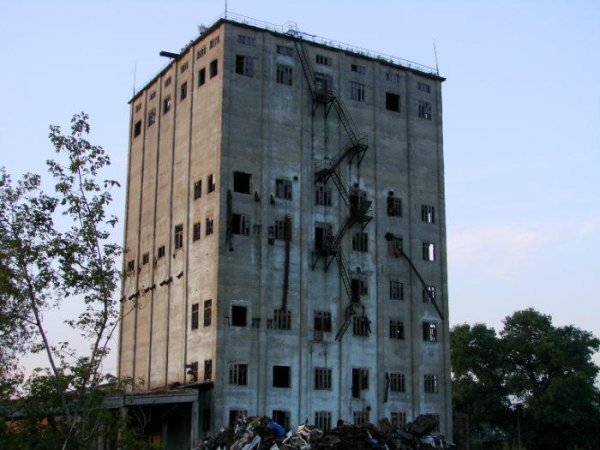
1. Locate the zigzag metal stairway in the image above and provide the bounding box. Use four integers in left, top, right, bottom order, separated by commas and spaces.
288, 29, 372, 341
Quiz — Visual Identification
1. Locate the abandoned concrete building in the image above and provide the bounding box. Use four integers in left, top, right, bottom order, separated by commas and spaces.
118, 12, 450, 445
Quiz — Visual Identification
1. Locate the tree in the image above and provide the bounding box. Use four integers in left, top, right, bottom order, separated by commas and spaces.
451, 309, 600, 450
0, 113, 123, 449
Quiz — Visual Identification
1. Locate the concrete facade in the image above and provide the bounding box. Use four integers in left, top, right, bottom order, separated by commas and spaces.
119, 15, 451, 438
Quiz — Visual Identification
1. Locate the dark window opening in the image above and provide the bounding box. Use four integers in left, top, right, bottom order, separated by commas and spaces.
233, 171, 252, 194
194, 180, 202, 199
127, 260, 135, 272
315, 411, 332, 431
386, 92, 400, 112
314, 311, 332, 332
275, 178, 292, 200
147, 109, 156, 126
174, 224, 184, 250
272, 410, 290, 430
276, 64, 293, 85
191, 303, 199, 330
180, 82, 188, 101
193, 222, 201, 242
207, 174, 216, 193
142, 252, 150, 265
133, 120, 142, 137
232, 213, 250, 236
198, 68, 206, 87
273, 365, 291, 388
419, 101, 432, 119
204, 359, 212, 381
421, 204, 435, 223
157, 245, 166, 259
235, 55, 254, 77
387, 196, 402, 216
390, 280, 403, 300
422, 242, 435, 261
314, 223, 332, 251
204, 299, 212, 327
316, 54, 331, 66
315, 184, 332, 206
389, 319, 405, 340
352, 232, 368, 252
418, 81, 431, 93
315, 72, 333, 95
229, 364, 247, 385
276, 45, 294, 56
424, 374, 438, 393
209, 59, 218, 78
391, 412, 407, 428
229, 409, 248, 427
351, 64, 366, 74
423, 322, 438, 342
354, 412, 370, 426
270, 309, 291, 330
314, 367, 332, 390
231, 305, 247, 327
423, 286, 436, 303
163, 96, 171, 114
205, 217, 214, 236
390, 373, 406, 392
352, 368, 369, 398
187, 361, 198, 382
388, 236, 403, 257
352, 316, 370, 337
350, 81, 365, 102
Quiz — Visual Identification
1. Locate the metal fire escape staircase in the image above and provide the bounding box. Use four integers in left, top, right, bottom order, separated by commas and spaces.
289, 29, 371, 341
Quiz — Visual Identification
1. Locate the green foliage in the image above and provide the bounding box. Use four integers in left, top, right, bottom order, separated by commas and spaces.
0, 113, 126, 448
451, 308, 600, 450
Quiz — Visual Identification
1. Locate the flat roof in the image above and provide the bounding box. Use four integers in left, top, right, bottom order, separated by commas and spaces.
130, 12, 445, 104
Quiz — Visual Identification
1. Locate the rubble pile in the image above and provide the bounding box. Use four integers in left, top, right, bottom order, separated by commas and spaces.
202, 414, 453, 449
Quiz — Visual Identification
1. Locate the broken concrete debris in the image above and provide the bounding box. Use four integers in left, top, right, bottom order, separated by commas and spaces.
201, 414, 453, 449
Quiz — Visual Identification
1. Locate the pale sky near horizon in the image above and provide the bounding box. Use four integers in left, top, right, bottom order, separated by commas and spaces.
1, 0, 599, 376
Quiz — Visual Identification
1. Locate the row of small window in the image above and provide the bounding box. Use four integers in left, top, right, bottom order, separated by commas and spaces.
227, 363, 439, 394
228, 409, 416, 430
132, 59, 220, 136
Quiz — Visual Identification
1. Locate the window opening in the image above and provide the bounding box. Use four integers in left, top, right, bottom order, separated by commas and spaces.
276, 45, 293, 56
229, 363, 247, 385
275, 178, 292, 200
276, 64, 293, 86
387, 195, 402, 216
272, 410, 290, 429
147, 108, 156, 126
174, 224, 183, 250
352, 316, 370, 337
207, 174, 216, 193
204, 299, 212, 327
235, 55, 254, 77
231, 305, 247, 327
423, 322, 438, 341
352, 231, 368, 252
389, 320, 405, 340
157, 245, 166, 259
419, 101, 432, 119
423, 286, 436, 303
390, 280, 404, 300
351, 368, 369, 398
205, 216, 214, 236
163, 96, 172, 114
314, 367, 332, 390
350, 81, 365, 101
386, 92, 400, 112
421, 204, 435, 223
232, 213, 250, 236
209, 59, 218, 78
315, 184, 332, 206
273, 365, 291, 388
315, 411, 332, 431
424, 374, 438, 393
314, 311, 332, 332
351, 64, 366, 74
390, 373, 406, 392
204, 359, 212, 381
233, 171, 252, 194
191, 303, 199, 330
194, 180, 202, 199
133, 120, 141, 137
198, 68, 206, 87
180, 81, 188, 101
422, 242, 435, 261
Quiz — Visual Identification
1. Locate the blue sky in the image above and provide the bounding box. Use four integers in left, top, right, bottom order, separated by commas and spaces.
1, 0, 599, 375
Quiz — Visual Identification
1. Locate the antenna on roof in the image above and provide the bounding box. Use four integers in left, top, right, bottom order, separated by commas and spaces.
433, 40, 439, 75
224, 0, 228, 18
132, 62, 137, 97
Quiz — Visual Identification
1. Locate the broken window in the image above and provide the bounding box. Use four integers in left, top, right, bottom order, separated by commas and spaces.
204, 359, 212, 381
237, 34, 256, 46
231, 304, 246, 327
314, 310, 332, 333
193, 222, 201, 241
422, 242, 436, 262
314, 367, 332, 390
390, 372, 406, 392
197, 46, 206, 59
191, 303, 199, 330
314, 72, 333, 95
164, 76, 172, 87
198, 67, 206, 87
163, 96, 171, 114
315, 184, 332, 206
194, 180, 202, 199
207, 174, 216, 193
418, 101, 432, 120
386, 72, 401, 84
424, 374, 438, 393
351, 63, 366, 74
275, 178, 292, 200
391, 412, 407, 428
314, 223, 332, 251
209, 36, 220, 49
315, 411, 332, 431
350, 81, 365, 102
386, 92, 400, 112
351, 368, 369, 398
229, 409, 248, 427
233, 171, 252, 194
235, 55, 254, 77
126, 260, 135, 272
229, 363, 248, 385
209, 59, 218, 78
205, 216, 214, 236
350, 273, 368, 301
157, 245, 166, 259
232, 213, 251, 236
133, 120, 141, 137
423, 322, 438, 342
389, 320, 405, 340
147, 108, 156, 126
135, 103, 142, 113
352, 232, 368, 252
353, 411, 370, 426
180, 81, 188, 101
272, 410, 290, 429
387, 195, 402, 216
204, 299, 212, 327
174, 224, 184, 250
142, 252, 150, 265
388, 235, 403, 257
269, 309, 291, 330
423, 286, 436, 303
272, 365, 291, 388
418, 81, 431, 93
352, 316, 370, 337
421, 204, 435, 223
276, 64, 293, 86
276, 45, 293, 56
187, 361, 198, 382
180, 61, 189, 73
315, 54, 331, 66
149, 91, 156, 100
390, 280, 404, 300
